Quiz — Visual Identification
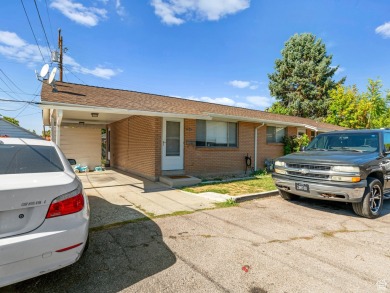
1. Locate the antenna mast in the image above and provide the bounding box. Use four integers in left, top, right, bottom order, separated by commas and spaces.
58, 29, 63, 82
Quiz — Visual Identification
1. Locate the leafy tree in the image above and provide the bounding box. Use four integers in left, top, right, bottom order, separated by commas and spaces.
1, 115, 19, 126
268, 33, 345, 119
282, 134, 310, 155
326, 79, 388, 129
42, 129, 51, 138
326, 85, 361, 128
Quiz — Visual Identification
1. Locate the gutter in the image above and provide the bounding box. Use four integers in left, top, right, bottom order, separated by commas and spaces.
254, 123, 265, 171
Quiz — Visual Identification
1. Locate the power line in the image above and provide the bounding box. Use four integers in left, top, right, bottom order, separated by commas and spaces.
0, 68, 28, 94
14, 83, 41, 118
0, 98, 40, 104
0, 84, 22, 101
63, 65, 86, 85
44, 0, 55, 46
34, 0, 51, 53
20, 0, 47, 63
0, 89, 39, 97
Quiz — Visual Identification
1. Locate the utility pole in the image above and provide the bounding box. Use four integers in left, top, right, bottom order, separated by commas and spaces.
58, 29, 63, 82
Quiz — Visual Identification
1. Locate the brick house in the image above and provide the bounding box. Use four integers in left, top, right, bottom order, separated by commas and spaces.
40, 82, 344, 181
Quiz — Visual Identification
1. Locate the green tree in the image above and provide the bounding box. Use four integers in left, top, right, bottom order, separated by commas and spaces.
268, 33, 345, 119
1, 115, 19, 126
326, 85, 361, 128
326, 79, 388, 129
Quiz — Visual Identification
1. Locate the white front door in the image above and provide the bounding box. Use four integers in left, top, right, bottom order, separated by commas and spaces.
162, 118, 184, 170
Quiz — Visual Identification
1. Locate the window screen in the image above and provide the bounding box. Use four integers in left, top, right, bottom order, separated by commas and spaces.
266, 126, 286, 143
196, 120, 237, 147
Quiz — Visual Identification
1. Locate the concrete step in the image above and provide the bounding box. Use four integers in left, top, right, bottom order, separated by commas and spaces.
161, 170, 185, 176
159, 175, 201, 188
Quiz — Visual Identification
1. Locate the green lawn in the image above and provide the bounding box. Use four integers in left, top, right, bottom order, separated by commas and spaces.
182, 174, 276, 196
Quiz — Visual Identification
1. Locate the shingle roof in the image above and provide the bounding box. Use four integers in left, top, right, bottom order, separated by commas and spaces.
41, 81, 345, 132
0, 118, 42, 139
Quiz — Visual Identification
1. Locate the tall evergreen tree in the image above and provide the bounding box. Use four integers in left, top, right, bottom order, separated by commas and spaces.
268, 33, 345, 119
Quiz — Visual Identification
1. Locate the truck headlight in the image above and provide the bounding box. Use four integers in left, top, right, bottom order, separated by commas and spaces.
331, 166, 360, 173
274, 169, 287, 175
275, 161, 286, 167
331, 176, 361, 183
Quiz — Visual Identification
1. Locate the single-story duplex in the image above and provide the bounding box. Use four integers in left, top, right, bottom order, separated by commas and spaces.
40, 82, 344, 181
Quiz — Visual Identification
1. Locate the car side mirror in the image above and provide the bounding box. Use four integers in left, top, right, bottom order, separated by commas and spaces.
299, 146, 306, 152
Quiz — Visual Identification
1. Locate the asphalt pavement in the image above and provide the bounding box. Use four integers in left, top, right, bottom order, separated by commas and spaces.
3, 196, 390, 293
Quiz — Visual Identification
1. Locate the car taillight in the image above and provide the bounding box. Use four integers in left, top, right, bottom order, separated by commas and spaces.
46, 187, 85, 218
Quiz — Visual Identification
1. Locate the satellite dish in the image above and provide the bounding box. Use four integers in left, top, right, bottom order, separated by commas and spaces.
48, 67, 57, 85
40, 64, 50, 78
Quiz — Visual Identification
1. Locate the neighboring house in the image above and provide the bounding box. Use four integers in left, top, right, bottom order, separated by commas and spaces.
40, 82, 344, 181
0, 116, 42, 139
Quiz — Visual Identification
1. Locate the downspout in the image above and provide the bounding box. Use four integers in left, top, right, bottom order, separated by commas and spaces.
56, 109, 63, 146
254, 123, 265, 171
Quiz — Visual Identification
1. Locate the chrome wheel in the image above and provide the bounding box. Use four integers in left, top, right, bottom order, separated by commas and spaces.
369, 184, 382, 214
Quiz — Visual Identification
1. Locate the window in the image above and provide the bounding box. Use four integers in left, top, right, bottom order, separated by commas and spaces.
0, 144, 64, 174
297, 128, 306, 136
266, 126, 285, 143
384, 132, 390, 152
196, 120, 237, 147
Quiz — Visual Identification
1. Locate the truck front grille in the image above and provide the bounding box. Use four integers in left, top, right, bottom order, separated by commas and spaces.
286, 163, 331, 171
287, 171, 330, 179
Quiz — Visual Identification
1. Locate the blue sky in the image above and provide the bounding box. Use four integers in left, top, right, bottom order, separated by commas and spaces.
0, 0, 389, 133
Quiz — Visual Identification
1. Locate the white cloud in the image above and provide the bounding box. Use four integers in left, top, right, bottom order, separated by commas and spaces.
229, 80, 250, 88
151, 0, 250, 25
0, 31, 46, 65
246, 96, 274, 109
331, 66, 345, 75
115, 0, 126, 17
229, 80, 259, 90
375, 22, 390, 39
50, 0, 107, 27
0, 31, 119, 80
0, 31, 26, 47
63, 55, 120, 79
335, 67, 345, 75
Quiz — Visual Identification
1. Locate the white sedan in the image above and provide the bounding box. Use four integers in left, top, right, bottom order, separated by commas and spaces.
0, 138, 89, 287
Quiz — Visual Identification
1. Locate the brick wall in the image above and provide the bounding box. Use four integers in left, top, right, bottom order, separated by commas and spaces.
184, 120, 256, 177
109, 116, 161, 181
109, 116, 300, 180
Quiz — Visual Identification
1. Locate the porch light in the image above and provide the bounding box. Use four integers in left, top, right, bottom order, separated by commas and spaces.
91, 113, 99, 117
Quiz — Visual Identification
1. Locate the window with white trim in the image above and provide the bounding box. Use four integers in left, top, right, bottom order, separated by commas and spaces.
196, 120, 237, 147
266, 126, 285, 143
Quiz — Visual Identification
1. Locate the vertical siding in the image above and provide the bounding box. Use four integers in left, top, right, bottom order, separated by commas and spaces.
109, 116, 161, 181
60, 127, 101, 169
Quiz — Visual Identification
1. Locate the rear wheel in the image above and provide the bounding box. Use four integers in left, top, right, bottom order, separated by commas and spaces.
279, 189, 299, 201
352, 178, 383, 219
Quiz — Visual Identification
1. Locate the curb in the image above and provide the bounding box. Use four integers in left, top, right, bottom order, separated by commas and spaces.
233, 190, 279, 203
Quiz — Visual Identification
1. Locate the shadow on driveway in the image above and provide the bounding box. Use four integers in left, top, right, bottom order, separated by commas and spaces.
288, 196, 390, 218
4, 197, 176, 293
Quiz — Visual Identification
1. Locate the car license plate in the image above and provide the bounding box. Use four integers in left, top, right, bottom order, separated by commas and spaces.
295, 183, 310, 193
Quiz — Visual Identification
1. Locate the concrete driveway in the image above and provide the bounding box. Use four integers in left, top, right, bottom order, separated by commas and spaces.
7, 196, 390, 293
78, 169, 216, 228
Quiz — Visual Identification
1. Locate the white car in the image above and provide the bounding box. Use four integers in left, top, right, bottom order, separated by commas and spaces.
0, 138, 89, 287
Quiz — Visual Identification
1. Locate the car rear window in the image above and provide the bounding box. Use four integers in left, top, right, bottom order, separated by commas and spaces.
0, 144, 64, 174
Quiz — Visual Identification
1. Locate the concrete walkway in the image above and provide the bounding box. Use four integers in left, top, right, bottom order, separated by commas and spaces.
78, 169, 216, 228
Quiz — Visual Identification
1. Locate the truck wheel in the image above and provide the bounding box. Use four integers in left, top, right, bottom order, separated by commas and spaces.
279, 190, 299, 201
352, 178, 383, 219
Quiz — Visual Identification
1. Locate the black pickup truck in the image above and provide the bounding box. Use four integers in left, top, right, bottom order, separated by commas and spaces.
272, 129, 390, 218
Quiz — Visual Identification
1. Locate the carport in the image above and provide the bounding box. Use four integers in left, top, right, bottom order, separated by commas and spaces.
42, 104, 130, 170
